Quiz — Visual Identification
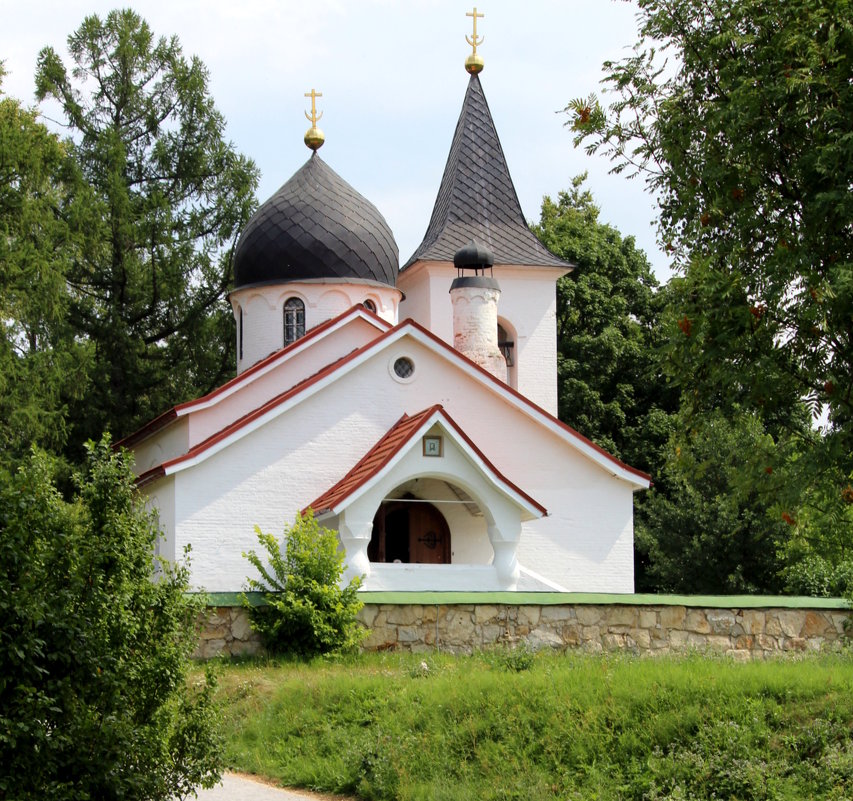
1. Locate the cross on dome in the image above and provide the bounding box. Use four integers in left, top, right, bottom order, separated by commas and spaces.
303, 88, 325, 150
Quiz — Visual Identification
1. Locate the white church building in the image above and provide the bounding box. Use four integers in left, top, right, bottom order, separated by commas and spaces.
121, 43, 650, 595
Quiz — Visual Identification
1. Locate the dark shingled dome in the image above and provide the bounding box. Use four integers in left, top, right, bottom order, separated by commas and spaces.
233, 153, 398, 289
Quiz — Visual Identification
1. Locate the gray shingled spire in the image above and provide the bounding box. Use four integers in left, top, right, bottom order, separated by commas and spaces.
402, 74, 568, 270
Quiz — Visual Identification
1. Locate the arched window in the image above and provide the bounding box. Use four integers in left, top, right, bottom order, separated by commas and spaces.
497, 323, 514, 367
283, 297, 305, 346
362, 298, 376, 313
238, 307, 243, 360
497, 319, 518, 389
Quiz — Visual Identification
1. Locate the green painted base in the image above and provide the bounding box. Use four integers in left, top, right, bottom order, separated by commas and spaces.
194, 591, 850, 610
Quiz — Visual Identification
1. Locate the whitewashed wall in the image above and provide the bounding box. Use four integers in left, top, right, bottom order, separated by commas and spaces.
398, 261, 565, 415
161, 332, 635, 593
231, 280, 401, 373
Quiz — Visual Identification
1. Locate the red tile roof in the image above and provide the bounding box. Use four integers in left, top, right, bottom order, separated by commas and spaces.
117, 304, 389, 449
133, 317, 651, 488
304, 405, 547, 517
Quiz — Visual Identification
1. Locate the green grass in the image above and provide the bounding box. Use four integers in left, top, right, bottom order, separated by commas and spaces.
214, 651, 853, 800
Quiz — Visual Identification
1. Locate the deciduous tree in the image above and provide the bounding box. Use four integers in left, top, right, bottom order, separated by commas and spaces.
532, 176, 676, 475
569, 0, 853, 522
0, 439, 222, 799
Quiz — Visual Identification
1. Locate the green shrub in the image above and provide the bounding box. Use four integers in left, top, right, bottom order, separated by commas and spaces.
243, 512, 365, 656
0, 440, 222, 800
782, 555, 853, 597
496, 641, 536, 672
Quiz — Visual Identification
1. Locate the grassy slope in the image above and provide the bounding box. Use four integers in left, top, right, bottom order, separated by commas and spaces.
216, 651, 853, 801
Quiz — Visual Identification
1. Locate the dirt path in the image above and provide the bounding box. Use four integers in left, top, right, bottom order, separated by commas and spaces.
192, 772, 354, 801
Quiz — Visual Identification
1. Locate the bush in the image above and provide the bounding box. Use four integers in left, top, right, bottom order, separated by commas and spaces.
243, 512, 365, 656
0, 439, 222, 800
783, 555, 853, 597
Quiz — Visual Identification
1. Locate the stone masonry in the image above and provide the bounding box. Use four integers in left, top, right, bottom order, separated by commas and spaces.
196, 602, 850, 660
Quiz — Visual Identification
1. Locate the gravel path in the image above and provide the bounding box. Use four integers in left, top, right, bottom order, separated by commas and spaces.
191, 772, 352, 801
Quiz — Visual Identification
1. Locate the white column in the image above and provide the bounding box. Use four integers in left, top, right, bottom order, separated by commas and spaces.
487, 522, 520, 590
337, 510, 374, 586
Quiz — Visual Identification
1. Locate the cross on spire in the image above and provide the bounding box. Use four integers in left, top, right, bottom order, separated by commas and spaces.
466, 7, 484, 54
304, 88, 323, 126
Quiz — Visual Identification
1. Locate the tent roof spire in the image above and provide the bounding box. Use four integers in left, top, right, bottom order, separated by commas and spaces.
403, 73, 569, 270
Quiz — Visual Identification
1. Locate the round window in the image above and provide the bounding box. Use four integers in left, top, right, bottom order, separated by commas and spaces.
393, 357, 415, 379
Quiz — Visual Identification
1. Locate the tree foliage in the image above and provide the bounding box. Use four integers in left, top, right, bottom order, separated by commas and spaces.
569, 0, 853, 517
637, 410, 789, 594
533, 179, 797, 593
0, 439, 221, 799
0, 67, 91, 466
243, 512, 365, 657
35, 10, 258, 450
532, 175, 676, 475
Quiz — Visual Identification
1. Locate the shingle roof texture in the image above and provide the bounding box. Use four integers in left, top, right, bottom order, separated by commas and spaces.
233, 153, 399, 289
308, 407, 439, 514
403, 74, 568, 270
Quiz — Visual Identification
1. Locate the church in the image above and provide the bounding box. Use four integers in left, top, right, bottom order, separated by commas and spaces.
121, 18, 650, 595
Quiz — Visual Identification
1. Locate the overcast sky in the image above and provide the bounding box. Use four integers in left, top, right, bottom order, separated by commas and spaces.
2, 0, 672, 280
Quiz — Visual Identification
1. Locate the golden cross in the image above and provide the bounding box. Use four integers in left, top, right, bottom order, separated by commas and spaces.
304, 89, 323, 126
466, 7, 484, 54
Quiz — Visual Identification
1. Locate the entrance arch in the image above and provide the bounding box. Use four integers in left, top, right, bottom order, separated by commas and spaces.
368, 495, 451, 564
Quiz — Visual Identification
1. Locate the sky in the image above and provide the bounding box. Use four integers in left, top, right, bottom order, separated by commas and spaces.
1, 0, 671, 280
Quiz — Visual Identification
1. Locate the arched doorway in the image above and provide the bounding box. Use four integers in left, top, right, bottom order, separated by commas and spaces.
368, 495, 451, 564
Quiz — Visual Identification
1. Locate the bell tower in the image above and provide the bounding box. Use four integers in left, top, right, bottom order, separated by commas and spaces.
396, 9, 571, 413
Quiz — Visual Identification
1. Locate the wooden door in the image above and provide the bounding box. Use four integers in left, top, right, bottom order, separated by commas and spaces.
368, 499, 451, 564
408, 502, 451, 564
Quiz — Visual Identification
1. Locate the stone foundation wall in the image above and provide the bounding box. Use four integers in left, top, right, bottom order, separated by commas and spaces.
194, 606, 263, 659
195, 602, 850, 660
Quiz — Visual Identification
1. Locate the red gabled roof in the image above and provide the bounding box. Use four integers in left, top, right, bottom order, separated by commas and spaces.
133, 315, 651, 487
304, 405, 547, 517
117, 304, 390, 449
306, 408, 438, 514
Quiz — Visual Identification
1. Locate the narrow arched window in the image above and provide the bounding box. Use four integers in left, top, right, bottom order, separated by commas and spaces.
498, 319, 518, 389
362, 299, 376, 313
283, 297, 305, 346
238, 307, 243, 360
497, 323, 514, 366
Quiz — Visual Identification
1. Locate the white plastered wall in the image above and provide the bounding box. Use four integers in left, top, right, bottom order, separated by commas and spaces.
231, 280, 401, 373
162, 332, 634, 593
397, 261, 566, 415
186, 316, 385, 447
131, 418, 189, 475
145, 476, 176, 563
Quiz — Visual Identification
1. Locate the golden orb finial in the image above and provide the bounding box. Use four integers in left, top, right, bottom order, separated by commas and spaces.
465, 7, 484, 74
303, 88, 325, 151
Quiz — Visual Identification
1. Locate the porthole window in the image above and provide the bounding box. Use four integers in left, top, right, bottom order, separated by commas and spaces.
363, 299, 376, 313
393, 356, 415, 380
283, 297, 305, 346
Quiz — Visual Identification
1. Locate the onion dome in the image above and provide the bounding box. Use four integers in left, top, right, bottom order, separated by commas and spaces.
233, 153, 398, 289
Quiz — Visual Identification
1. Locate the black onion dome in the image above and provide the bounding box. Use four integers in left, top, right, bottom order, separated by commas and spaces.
233, 153, 398, 289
